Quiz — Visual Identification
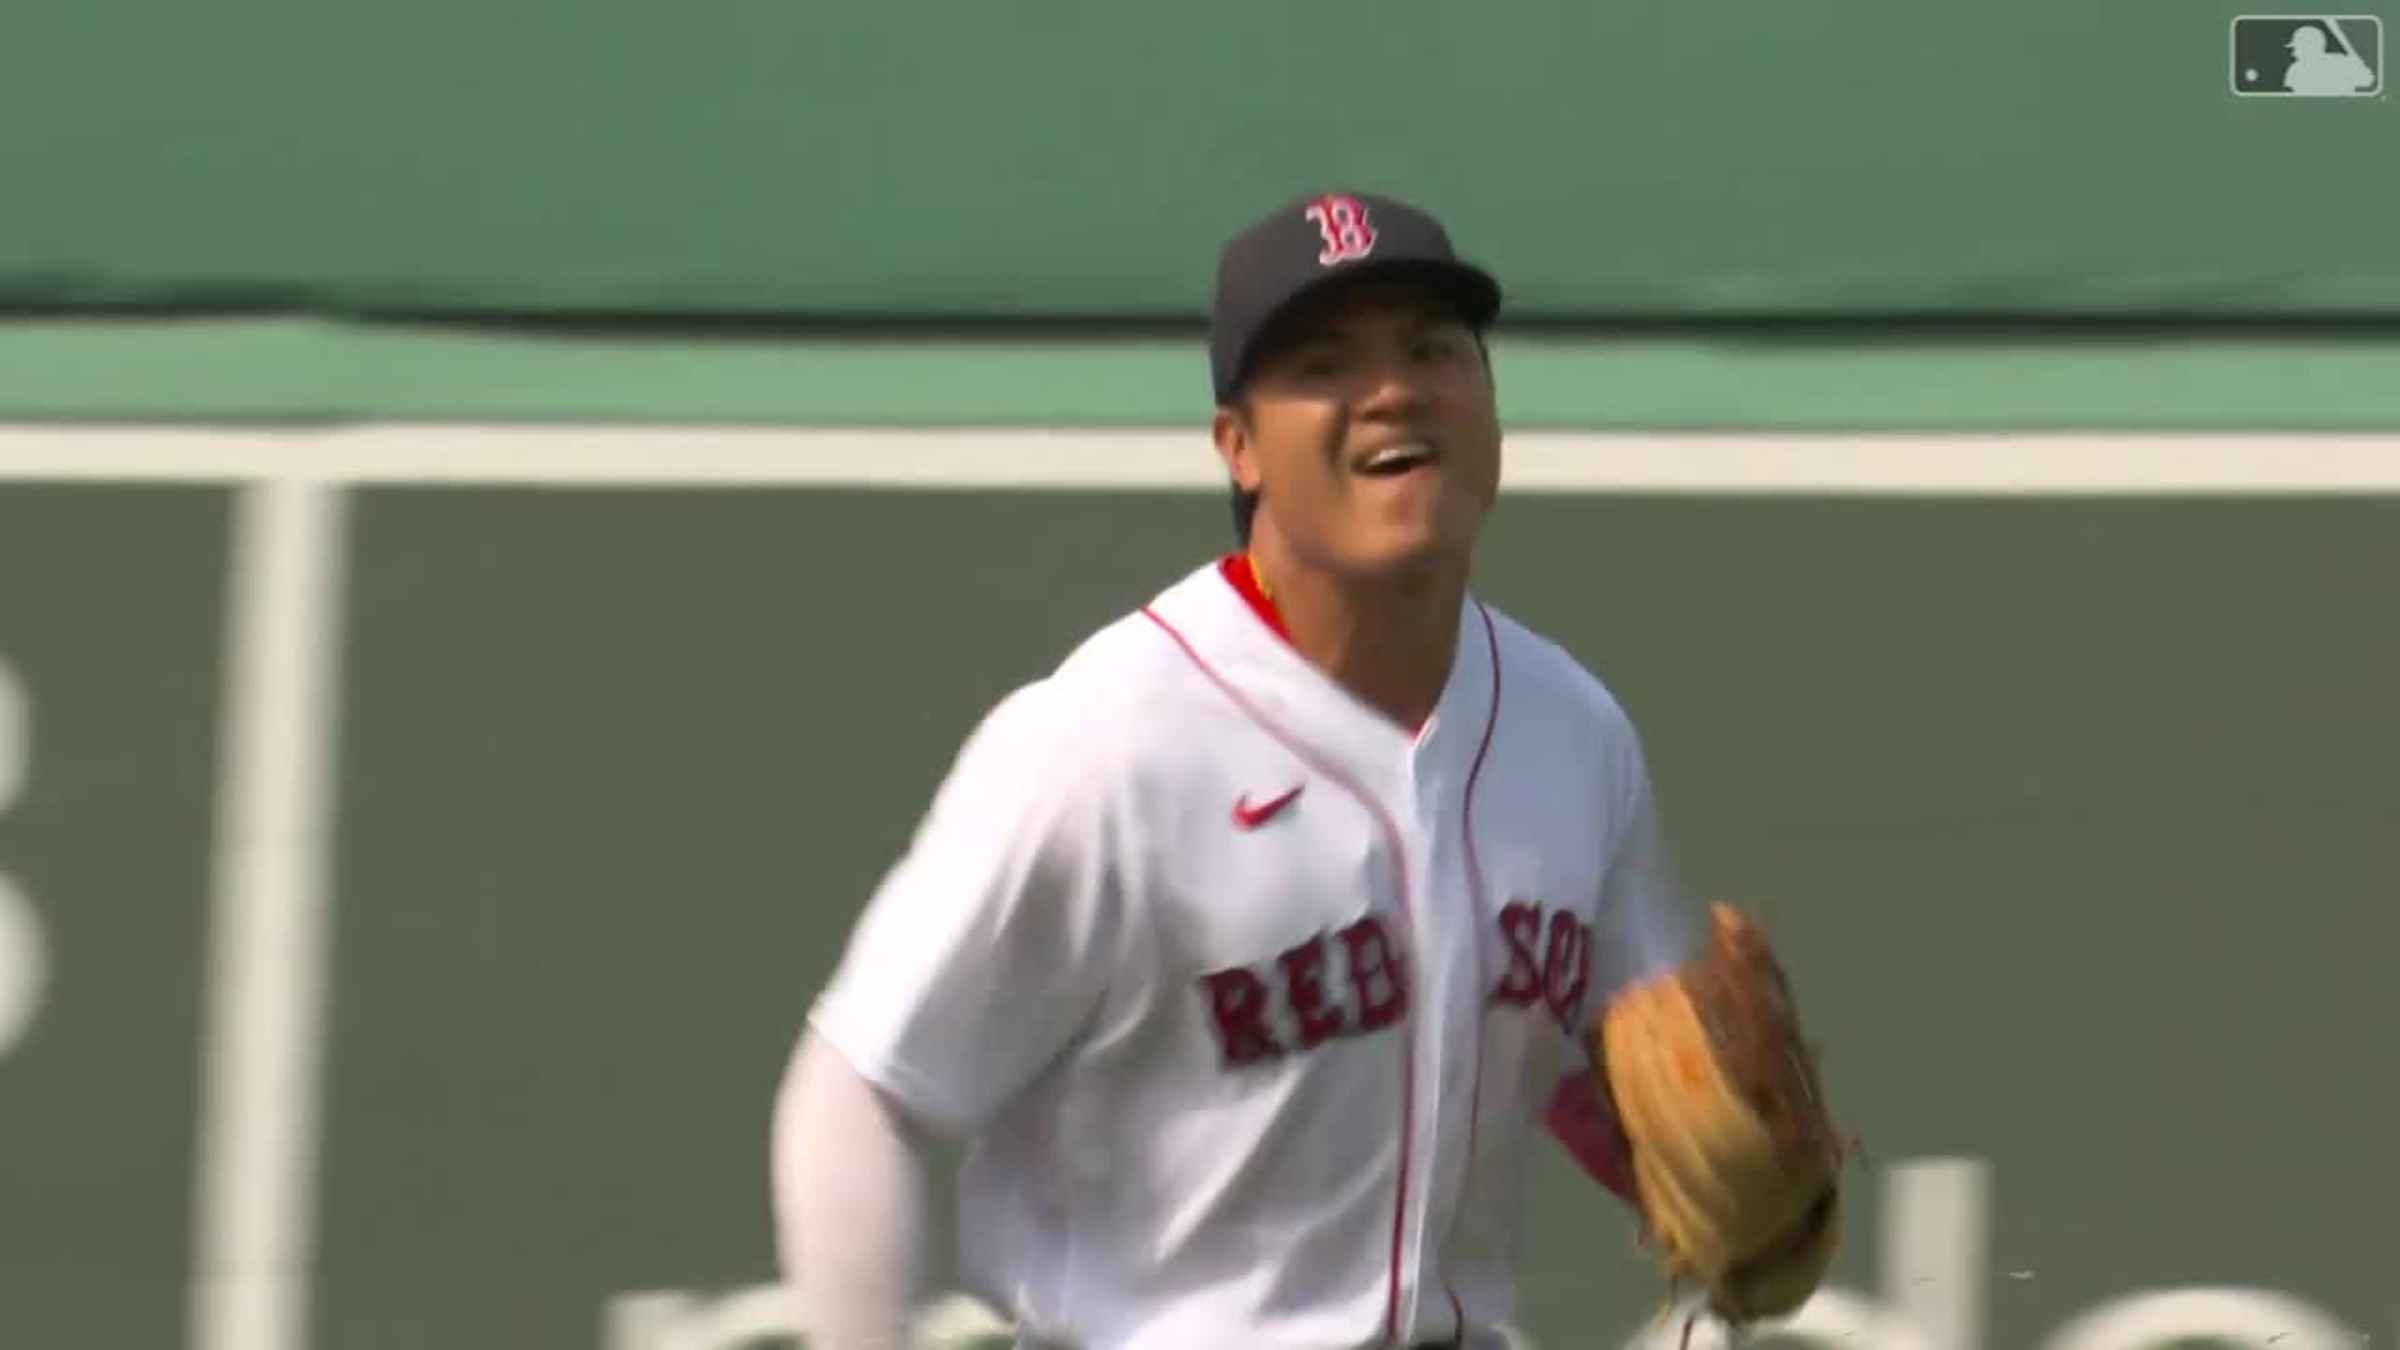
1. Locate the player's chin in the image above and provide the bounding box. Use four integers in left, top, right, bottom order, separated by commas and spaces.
1333, 475, 1483, 564
1346, 511, 1481, 577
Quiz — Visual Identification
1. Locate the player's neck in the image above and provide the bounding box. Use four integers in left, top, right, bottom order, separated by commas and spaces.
1245, 538, 1466, 732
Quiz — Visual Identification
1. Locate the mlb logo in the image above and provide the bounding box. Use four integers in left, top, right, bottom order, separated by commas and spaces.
2230, 15, 2383, 96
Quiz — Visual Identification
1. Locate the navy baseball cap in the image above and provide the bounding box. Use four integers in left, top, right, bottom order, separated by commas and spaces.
1209, 191, 1503, 405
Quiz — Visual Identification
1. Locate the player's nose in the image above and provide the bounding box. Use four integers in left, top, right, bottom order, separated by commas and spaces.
1351, 357, 1435, 421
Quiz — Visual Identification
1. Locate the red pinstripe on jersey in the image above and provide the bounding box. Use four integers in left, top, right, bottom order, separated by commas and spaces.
1440, 603, 1504, 1336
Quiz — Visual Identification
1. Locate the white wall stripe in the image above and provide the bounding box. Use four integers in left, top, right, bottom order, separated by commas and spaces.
0, 425, 2395, 492
187, 482, 350, 1350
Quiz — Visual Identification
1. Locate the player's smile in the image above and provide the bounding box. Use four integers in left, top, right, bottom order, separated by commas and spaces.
1343, 434, 1457, 533
1350, 438, 1440, 478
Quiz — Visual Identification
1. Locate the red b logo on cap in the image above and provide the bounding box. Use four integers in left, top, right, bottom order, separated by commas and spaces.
1304, 195, 1376, 266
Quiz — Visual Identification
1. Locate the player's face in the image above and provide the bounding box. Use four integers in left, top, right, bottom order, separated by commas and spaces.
1214, 282, 1501, 579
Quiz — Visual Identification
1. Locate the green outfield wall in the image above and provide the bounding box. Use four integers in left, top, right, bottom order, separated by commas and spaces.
1, 456, 2392, 1348
5, 1, 2396, 320
0, 487, 227, 1346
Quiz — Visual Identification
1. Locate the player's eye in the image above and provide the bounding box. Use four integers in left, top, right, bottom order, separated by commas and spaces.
1293, 348, 1347, 379
1410, 332, 1463, 364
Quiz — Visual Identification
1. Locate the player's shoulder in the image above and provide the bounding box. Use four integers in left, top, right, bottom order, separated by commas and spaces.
947, 569, 1223, 778
1041, 597, 1199, 716
958, 627, 1153, 772
1480, 600, 1642, 743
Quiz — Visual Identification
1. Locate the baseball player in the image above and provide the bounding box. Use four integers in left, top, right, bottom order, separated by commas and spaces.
771, 192, 1836, 1350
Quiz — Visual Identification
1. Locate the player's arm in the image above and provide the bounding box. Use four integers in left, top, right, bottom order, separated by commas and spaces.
771, 680, 1120, 1336
805, 679, 1121, 1131
771, 1026, 931, 1350
1541, 1058, 1638, 1205
1544, 717, 1697, 1205
1584, 723, 1699, 997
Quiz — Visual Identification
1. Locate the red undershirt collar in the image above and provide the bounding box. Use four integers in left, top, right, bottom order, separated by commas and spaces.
1217, 552, 1293, 645
1214, 553, 1431, 736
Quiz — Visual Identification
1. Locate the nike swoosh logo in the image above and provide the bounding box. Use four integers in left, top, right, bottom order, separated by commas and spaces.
1232, 784, 1304, 830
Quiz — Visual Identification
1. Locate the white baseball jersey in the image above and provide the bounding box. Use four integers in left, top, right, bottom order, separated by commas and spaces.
809, 555, 1692, 1349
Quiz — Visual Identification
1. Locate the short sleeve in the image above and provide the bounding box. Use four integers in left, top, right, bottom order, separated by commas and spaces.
1588, 718, 1701, 1004
807, 680, 1119, 1137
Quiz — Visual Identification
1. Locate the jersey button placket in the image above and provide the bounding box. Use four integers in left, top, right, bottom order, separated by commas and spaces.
1398, 748, 1474, 1335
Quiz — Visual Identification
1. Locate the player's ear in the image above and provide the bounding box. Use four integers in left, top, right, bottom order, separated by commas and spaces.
1211, 402, 1265, 494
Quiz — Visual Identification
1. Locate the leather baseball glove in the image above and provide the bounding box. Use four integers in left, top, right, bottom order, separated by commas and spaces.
1589, 903, 1846, 1332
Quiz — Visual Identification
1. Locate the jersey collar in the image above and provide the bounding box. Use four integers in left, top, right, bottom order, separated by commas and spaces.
1197, 553, 1483, 750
